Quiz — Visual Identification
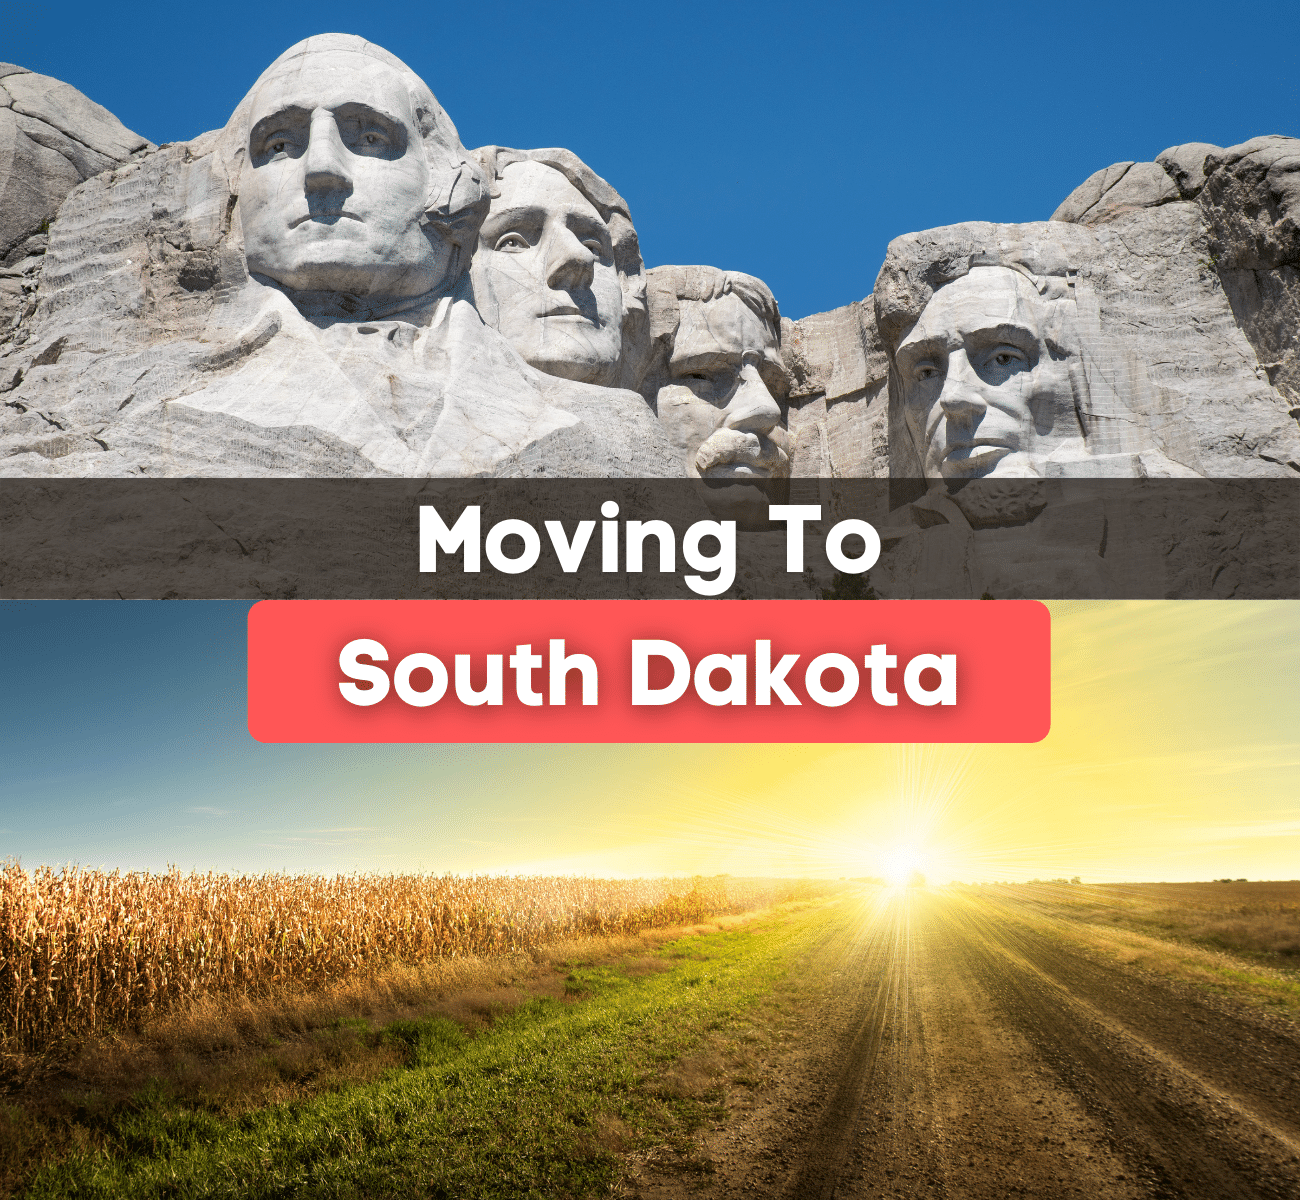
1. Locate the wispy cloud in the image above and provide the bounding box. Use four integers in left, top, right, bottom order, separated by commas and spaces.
1185, 818, 1300, 842
186, 806, 231, 816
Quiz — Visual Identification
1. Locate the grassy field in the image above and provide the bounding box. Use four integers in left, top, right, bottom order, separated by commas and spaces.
978, 880, 1300, 1012
0, 896, 851, 1199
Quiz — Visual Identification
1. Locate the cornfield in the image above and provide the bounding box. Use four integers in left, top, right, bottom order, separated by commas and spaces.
0, 862, 835, 1051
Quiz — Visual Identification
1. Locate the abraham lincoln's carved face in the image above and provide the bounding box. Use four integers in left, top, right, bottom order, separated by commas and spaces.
895, 267, 1083, 479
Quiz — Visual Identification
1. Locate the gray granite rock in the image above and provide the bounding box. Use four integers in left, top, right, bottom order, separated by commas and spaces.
641, 264, 789, 513
1200, 135, 1300, 269
781, 298, 888, 480
1051, 160, 1178, 225
1199, 135, 1300, 405
0, 67, 152, 343
470, 146, 649, 392
1, 70, 149, 163
0, 47, 1294, 483
1156, 142, 1222, 199
0, 68, 151, 269
0, 38, 678, 478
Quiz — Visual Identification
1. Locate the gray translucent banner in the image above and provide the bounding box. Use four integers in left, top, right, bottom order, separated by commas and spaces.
1, 479, 1295, 599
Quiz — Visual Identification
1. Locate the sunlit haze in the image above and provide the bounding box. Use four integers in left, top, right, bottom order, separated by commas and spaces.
1, 600, 1295, 883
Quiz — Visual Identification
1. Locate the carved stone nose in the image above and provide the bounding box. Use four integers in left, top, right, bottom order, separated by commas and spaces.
937, 353, 986, 420
939, 391, 987, 419
723, 364, 781, 436
546, 228, 596, 291
303, 109, 352, 194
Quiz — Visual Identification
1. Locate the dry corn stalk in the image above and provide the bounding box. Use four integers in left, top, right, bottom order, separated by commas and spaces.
0, 862, 832, 1051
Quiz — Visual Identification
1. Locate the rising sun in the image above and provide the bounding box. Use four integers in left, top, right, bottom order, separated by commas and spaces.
881, 846, 928, 888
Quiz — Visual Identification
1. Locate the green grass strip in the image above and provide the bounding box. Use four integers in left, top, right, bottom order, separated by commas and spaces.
22, 901, 842, 1199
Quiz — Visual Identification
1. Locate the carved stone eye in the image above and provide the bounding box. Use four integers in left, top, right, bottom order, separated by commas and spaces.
495, 234, 529, 252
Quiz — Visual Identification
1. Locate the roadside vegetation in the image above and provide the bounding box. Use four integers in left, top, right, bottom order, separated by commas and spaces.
975, 880, 1300, 1013
0, 886, 856, 1198
0, 863, 839, 1053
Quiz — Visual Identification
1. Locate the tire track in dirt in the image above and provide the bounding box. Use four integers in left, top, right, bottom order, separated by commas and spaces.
782, 893, 911, 1200
831, 892, 1150, 1200
936, 893, 1300, 1199
983, 897, 1300, 1143
619, 890, 1300, 1200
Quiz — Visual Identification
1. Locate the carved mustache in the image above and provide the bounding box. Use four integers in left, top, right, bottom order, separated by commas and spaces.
289, 211, 363, 227
695, 428, 790, 478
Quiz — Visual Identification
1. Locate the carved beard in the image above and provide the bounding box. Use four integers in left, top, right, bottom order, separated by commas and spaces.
943, 479, 1050, 528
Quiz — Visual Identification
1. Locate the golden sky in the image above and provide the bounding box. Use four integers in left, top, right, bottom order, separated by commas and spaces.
458, 602, 1299, 883
5, 600, 1294, 883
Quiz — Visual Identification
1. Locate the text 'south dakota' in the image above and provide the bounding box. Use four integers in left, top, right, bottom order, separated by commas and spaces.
246, 599, 1048, 743
339, 638, 957, 710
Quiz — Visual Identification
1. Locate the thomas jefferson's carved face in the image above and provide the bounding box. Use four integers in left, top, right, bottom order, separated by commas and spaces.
895, 267, 1081, 480
470, 161, 624, 385
240, 52, 451, 297
654, 292, 789, 481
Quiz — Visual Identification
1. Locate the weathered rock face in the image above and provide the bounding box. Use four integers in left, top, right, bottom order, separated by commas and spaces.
781, 297, 888, 482
1051, 160, 1181, 226
0, 64, 153, 338
1156, 142, 1222, 200
1043, 134, 1300, 463
1199, 136, 1300, 407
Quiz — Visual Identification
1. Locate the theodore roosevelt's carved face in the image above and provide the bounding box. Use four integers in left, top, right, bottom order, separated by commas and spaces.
654, 291, 789, 482
895, 267, 1082, 479
240, 51, 451, 298
469, 161, 624, 385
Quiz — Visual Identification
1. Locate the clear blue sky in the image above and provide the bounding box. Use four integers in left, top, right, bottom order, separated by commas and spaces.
5, 0, 1297, 319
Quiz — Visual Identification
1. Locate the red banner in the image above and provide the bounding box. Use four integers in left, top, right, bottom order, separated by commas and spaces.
247, 600, 1050, 743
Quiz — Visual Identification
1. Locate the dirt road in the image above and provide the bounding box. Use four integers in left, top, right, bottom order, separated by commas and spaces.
623, 890, 1300, 1200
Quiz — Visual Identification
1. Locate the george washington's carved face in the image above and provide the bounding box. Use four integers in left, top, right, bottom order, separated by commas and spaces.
470, 161, 624, 385
895, 267, 1083, 479
240, 50, 452, 298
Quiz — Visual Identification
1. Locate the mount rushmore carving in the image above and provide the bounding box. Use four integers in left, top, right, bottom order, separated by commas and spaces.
1, 34, 1297, 483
